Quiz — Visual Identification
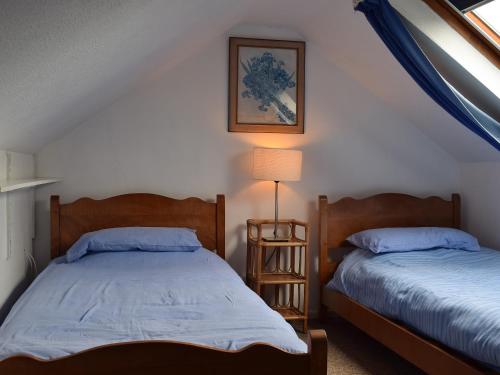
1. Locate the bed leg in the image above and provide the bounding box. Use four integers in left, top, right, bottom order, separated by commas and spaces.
308, 329, 327, 375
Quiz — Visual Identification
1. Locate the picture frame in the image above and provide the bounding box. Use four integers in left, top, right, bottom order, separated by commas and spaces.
228, 37, 305, 134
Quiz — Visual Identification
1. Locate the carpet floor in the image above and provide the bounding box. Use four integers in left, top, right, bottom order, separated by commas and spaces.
302, 318, 425, 375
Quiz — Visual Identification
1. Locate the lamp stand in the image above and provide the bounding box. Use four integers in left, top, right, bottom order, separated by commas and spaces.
263, 180, 290, 242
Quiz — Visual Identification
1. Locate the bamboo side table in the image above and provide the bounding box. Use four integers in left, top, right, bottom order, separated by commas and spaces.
246, 219, 309, 332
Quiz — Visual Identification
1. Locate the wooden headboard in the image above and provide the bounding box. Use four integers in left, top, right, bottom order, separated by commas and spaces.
51, 193, 225, 259
318, 193, 460, 287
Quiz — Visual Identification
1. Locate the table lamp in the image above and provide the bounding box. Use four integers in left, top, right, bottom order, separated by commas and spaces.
252, 147, 302, 241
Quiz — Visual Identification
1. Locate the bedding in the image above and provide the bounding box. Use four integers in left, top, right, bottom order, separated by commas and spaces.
347, 227, 480, 253
328, 247, 500, 368
0, 248, 306, 360
66, 227, 202, 262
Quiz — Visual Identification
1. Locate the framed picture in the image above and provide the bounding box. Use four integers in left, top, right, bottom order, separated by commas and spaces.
228, 37, 305, 133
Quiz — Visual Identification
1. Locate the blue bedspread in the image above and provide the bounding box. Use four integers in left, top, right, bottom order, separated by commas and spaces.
0, 249, 306, 360
328, 247, 500, 368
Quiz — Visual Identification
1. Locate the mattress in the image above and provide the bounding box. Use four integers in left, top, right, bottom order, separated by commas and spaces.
327, 247, 500, 368
0, 248, 306, 360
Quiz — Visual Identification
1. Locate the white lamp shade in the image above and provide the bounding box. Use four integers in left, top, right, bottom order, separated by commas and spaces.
252, 148, 302, 182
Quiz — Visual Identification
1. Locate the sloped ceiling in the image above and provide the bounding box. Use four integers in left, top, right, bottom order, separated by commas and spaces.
1, 0, 498, 160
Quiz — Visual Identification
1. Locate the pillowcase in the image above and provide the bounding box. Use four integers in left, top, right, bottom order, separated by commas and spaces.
347, 227, 480, 254
66, 227, 202, 262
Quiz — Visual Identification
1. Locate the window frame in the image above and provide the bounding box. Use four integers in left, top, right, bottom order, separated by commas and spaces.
421, 0, 500, 68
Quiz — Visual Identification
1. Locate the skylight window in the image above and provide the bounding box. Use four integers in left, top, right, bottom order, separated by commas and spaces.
467, 1, 500, 47
449, 0, 500, 48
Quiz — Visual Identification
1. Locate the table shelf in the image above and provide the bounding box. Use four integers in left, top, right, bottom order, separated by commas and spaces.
248, 238, 307, 247
273, 306, 304, 321
247, 272, 306, 285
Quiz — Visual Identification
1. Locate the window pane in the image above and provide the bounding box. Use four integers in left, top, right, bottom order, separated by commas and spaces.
449, 0, 490, 12
473, 0, 500, 35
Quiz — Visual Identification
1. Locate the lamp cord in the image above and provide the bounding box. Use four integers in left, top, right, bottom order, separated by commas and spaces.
265, 248, 277, 267
274, 180, 279, 238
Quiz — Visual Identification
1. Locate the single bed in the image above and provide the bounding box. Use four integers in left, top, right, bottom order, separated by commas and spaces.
319, 193, 499, 375
0, 193, 327, 375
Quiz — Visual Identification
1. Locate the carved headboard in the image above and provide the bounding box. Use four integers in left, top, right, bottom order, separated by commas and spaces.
318, 193, 460, 288
51, 193, 225, 259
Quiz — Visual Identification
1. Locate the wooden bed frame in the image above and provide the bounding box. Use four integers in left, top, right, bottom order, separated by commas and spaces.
319, 193, 497, 375
0, 193, 327, 375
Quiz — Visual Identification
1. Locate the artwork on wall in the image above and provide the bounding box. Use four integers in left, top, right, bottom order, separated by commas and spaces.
228, 37, 305, 133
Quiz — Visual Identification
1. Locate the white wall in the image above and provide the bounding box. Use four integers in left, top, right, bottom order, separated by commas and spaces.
460, 162, 500, 249
35, 28, 460, 314
0, 151, 36, 322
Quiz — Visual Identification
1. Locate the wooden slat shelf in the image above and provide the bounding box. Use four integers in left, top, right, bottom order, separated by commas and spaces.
273, 307, 306, 320
248, 272, 306, 285
247, 218, 307, 226
274, 306, 305, 321
250, 239, 307, 247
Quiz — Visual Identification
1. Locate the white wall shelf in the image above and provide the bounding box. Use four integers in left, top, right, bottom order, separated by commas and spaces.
0, 178, 60, 193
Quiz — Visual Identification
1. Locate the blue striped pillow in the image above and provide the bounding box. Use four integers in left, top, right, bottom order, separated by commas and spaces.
347, 227, 480, 254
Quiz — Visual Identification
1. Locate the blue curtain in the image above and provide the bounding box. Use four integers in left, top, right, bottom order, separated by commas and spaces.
355, 0, 500, 151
